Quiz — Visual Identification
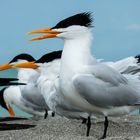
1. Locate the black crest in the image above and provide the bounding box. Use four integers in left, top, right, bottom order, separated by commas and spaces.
36, 50, 62, 63
9, 53, 36, 63
52, 12, 93, 29
135, 54, 140, 63
0, 88, 8, 111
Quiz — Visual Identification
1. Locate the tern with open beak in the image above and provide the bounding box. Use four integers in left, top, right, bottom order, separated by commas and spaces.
12, 51, 92, 121
0, 54, 49, 118
27, 12, 140, 139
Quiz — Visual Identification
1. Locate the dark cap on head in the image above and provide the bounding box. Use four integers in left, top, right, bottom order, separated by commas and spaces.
52, 12, 93, 29
36, 50, 62, 63
9, 53, 36, 63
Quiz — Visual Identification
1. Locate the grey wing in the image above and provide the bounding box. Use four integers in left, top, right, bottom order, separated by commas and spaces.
104, 57, 139, 73
20, 97, 46, 112
122, 66, 140, 75
21, 83, 47, 108
73, 73, 140, 108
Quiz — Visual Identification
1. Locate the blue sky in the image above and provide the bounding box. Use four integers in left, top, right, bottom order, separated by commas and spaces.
0, 0, 140, 64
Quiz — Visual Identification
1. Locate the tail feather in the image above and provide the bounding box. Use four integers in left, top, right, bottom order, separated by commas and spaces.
0, 78, 19, 83
0, 82, 26, 86
135, 54, 140, 63
124, 74, 140, 93
0, 77, 26, 86
104, 57, 139, 74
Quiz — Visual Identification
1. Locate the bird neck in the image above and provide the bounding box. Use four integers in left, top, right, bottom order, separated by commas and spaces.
17, 68, 38, 83
60, 31, 95, 75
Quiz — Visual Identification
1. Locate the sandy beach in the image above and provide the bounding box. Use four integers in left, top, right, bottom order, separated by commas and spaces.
0, 115, 140, 140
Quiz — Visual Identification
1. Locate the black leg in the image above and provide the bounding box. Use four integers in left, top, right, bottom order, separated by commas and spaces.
52, 111, 55, 117
82, 118, 87, 124
44, 110, 48, 119
86, 116, 91, 136
100, 116, 109, 139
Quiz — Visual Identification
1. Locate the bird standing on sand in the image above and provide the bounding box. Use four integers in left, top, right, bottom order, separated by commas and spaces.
0, 78, 26, 117
13, 51, 140, 120
0, 54, 49, 118
27, 12, 140, 139
12, 51, 92, 121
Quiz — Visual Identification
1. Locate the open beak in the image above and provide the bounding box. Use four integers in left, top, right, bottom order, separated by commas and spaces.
12, 61, 38, 69
28, 28, 61, 41
0, 63, 12, 71
8, 105, 15, 117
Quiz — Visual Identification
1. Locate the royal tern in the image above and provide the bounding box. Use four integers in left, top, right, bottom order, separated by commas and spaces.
0, 78, 26, 116
12, 51, 90, 120
13, 52, 140, 120
27, 12, 140, 139
0, 54, 49, 118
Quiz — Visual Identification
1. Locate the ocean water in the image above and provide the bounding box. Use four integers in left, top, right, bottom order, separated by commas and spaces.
0, 69, 139, 117
0, 69, 30, 117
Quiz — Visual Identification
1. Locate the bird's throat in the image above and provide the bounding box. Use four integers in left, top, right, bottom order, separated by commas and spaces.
61, 34, 93, 75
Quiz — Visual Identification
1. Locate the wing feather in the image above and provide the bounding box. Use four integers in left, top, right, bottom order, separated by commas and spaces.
73, 64, 140, 108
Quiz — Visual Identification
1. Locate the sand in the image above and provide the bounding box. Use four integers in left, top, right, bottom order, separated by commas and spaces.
0, 115, 140, 140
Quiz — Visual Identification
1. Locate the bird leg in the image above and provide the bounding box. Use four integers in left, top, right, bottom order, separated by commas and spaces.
44, 110, 48, 119
100, 116, 109, 139
52, 111, 55, 117
82, 118, 87, 124
86, 116, 91, 136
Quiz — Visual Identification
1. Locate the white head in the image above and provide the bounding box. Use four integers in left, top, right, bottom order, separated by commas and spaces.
54, 26, 92, 40
28, 12, 93, 41
0, 53, 36, 71
11, 51, 62, 74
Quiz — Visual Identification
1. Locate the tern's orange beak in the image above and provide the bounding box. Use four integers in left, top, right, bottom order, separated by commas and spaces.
8, 105, 15, 117
0, 63, 12, 71
28, 28, 61, 41
12, 61, 38, 69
